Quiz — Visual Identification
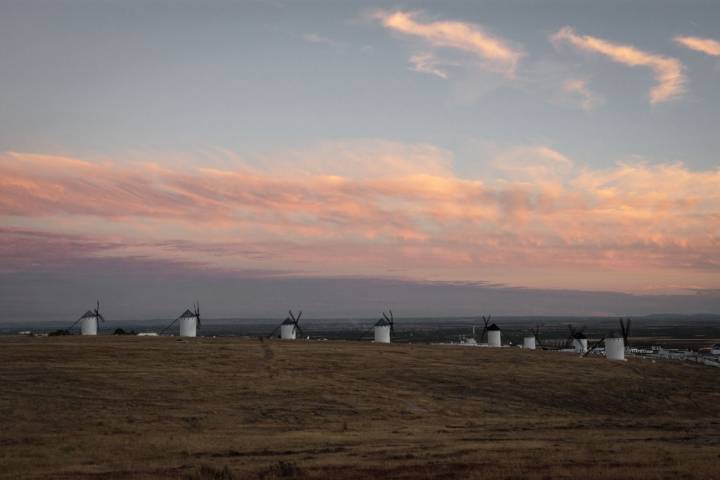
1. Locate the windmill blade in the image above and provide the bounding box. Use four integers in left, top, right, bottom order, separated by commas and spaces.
625, 318, 631, 345
356, 324, 375, 341
295, 310, 302, 322
288, 310, 296, 322
389, 310, 394, 321
565, 325, 576, 348
97, 313, 105, 323
66, 318, 83, 332
583, 336, 606, 357
296, 324, 305, 338
159, 317, 180, 335
382, 312, 390, 322
267, 324, 281, 339
480, 326, 488, 342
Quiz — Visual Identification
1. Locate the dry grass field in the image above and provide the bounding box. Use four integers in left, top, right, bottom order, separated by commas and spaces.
1, 336, 719, 480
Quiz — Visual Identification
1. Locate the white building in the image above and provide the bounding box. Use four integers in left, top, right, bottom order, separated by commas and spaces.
374, 318, 391, 343
79, 310, 99, 336
177, 309, 198, 337
523, 336, 536, 350
280, 318, 297, 340
572, 333, 588, 354
487, 323, 501, 347
605, 337, 625, 361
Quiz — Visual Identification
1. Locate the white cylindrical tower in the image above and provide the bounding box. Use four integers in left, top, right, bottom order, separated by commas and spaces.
280, 320, 296, 340
523, 336, 536, 350
178, 316, 197, 337
374, 323, 391, 343
572, 337, 588, 354
80, 316, 97, 336
487, 324, 501, 347
605, 337, 625, 361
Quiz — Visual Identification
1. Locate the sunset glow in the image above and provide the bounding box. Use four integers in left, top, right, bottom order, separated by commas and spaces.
1, 1, 718, 318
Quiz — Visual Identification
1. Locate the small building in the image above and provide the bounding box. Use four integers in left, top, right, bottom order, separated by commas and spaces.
79, 310, 99, 336
374, 317, 391, 343
605, 337, 625, 361
523, 336, 536, 350
572, 332, 588, 354
280, 318, 297, 340
487, 323, 501, 347
178, 309, 198, 337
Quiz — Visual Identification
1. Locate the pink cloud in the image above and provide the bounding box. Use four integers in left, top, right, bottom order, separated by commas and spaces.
674, 35, 720, 57
552, 27, 685, 104
1, 144, 719, 292
376, 10, 522, 77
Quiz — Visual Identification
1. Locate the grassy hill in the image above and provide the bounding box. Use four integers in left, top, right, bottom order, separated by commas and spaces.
1, 336, 719, 479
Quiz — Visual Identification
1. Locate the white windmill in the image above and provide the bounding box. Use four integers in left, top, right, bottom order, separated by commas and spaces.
606, 318, 631, 361
523, 325, 541, 350
487, 322, 502, 347
268, 310, 303, 340
68, 300, 105, 336
161, 302, 201, 337
373, 311, 394, 343
566, 325, 588, 353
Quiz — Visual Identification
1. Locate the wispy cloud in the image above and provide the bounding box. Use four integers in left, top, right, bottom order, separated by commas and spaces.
562, 78, 602, 111
302, 33, 338, 46
551, 27, 685, 104
408, 52, 450, 79
674, 35, 720, 57
375, 10, 522, 77
2, 143, 719, 292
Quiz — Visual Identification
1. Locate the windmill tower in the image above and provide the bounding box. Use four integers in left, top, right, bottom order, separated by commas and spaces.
566, 325, 588, 353
487, 323, 501, 347
478, 315, 492, 344
374, 311, 394, 343
523, 324, 541, 350
161, 302, 201, 337
268, 310, 303, 340
73, 300, 105, 336
606, 318, 630, 361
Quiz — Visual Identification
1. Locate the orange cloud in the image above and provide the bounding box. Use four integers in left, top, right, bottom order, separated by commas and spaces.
552, 27, 685, 104
1, 144, 719, 292
674, 35, 720, 57
376, 10, 522, 76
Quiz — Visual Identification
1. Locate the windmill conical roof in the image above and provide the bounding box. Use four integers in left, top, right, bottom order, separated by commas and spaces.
80, 310, 96, 319
282, 317, 295, 325
573, 332, 587, 339
179, 309, 196, 318
487, 323, 500, 331
375, 318, 390, 326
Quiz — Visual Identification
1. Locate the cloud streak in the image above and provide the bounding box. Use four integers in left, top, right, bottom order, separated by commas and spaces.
562, 78, 602, 111
674, 35, 720, 57
552, 27, 685, 104
376, 10, 522, 77
1, 143, 719, 292
408, 52, 450, 79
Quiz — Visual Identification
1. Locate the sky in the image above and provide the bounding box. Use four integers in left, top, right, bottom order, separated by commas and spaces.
1, 0, 719, 321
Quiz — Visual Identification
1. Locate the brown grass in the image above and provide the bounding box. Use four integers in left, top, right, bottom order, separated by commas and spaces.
1, 336, 719, 479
